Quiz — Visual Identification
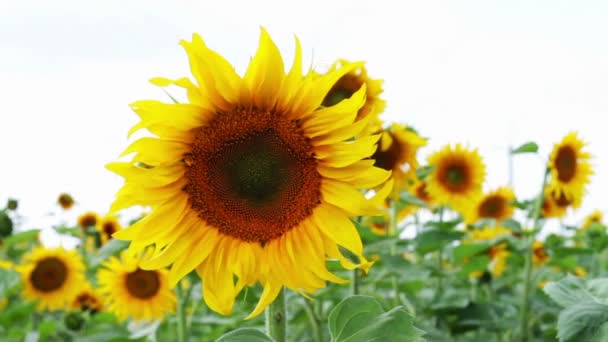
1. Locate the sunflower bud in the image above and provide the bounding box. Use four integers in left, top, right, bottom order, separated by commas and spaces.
64, 311, 86, 331
0, 212, 13, 238
6, 199, 18, 211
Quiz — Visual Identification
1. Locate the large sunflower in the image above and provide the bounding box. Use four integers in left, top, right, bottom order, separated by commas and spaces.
108, 29, 391, 318
97, 251, 175, 321
372, 123, 427, 196
547, 132, 592, 202
464, 187, 515, 224
426, 144, 485, 210
16, 247, 85, 311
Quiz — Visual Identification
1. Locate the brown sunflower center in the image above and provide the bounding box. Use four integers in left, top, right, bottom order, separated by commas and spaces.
555, 146, 577, 182
373, 135, 404, 172
478, 195, 506, 219
415, 182, 431, 202
322, 74, 362, 107
554, 193, 572, 207
438, 160, 470, 192
125, 269, 160, 299
534, 246, 548, 261
102, 222, 117, 238
30, 257, 68, 292
185, 108, 321, 244
79, 215, 97, 228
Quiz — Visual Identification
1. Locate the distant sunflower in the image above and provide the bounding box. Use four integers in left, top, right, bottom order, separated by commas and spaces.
57, 193, 75, 210
467, 226, 511, 278
583, 210, 603, 229
16, 247, 85, 311
97, 251, 175, 321
70, 286, 104, 313
322, 59, 385, 131
411, 178, 436, 206
541, 187, 581, 219
465, 187, 515, 224
108, 29, 391, 318
97, 216, 122, 244
532, 241, 549, 266
78, 212, 99, 229
547, 132, 592, 202
372, 124, 427, 196
426, 144, 485, 210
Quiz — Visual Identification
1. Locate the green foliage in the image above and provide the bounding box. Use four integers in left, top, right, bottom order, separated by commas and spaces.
511, 142, 539, 154
216, 328, 274, 341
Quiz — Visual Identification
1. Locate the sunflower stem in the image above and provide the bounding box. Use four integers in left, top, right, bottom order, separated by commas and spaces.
520, 168, 549, 342
303, 299, 322, 342
389, 200, 399, 305
266, 288, 286, 342
437, 207, 445, 296
351, 269, 359, 295
176, 282, 189, 342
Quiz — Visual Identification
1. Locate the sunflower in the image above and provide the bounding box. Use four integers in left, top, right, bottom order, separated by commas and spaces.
107, 29, 391, 318
582, 210, 603, 229
57, 193, 75, 210
532, 240, 549, 266
411, 178, 436, 206
16, 247, 85, 311
70, 285, 104, 313
466, 226, 511, 278
574, 266, 587, 277
541, 186, 581, 219
97, 251, 175, 321
426, 144, 485, 210
547, 132, 592, 202
0, 260, 13, 270
372, 124, 427, 196
97, 216, 122, 244
465, 187, 515, 224
78, 212, 99, 229
322, 59, 385, 131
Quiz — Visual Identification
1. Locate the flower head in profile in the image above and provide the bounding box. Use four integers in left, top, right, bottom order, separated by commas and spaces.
57, 193, 75, 210
426, 144, 485, 210
582, 210, 603, 229
16, 247, 86, 311
108, 29, 391, 318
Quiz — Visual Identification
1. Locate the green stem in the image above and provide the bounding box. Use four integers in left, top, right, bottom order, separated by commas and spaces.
302, 300, 322, 342
389, 201, 399, 305
176, 283, 189, 342
351, 269, 359, 295
266, 288, 286, 342
520, 168, 549, 342
437, 207, 445, 295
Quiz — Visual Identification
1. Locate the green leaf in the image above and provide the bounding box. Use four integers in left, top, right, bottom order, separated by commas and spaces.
38, 319, 57, 339
328, 295, 425, 342
399, 191, 428, 208
415, 230, 465, 255
90, 239, 129, 267
55, 226, 82, 237
557, 303, 608, 341
459, 255, 490, 277
415, 165, 434, 180
215, 328, 274, 342
453, 243, 490, 262
2, 229, 39, 248
511, 142, 538, 154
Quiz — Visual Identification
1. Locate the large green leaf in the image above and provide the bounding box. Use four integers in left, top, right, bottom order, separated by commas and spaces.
90, 239, 129, 267
415, 230, 464, 255
328, 295, 425, 342
215, 328, 274, 342
453, 243, 490, 262
2, 229, 39, 248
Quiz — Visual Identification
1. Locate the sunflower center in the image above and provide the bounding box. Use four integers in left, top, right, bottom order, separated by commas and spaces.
126, 269, 160, 299
555, 146, 577, 182
478, 196, 505, 219
438, 159, 471, 192
185, 108, 321, 244
30, 257, 68, 292
373, 135, 403, 172
102, 222, 116, 238
554, 193, 572, 207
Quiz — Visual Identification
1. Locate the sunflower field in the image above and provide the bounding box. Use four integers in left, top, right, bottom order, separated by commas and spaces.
1, 28, 607, 342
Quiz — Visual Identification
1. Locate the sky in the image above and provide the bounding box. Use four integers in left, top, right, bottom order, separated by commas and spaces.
1, 0, 607, 245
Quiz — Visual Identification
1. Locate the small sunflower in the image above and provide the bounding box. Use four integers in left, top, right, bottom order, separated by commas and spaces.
532, 240, 549, 266
108, 29, 391, 318
583, 210, 603, 229
574, 266, 587, 277
16, 247, 85, 311
541, 187, 581, 219
97, 251, 175, 321
372, 124, 427, 196
70, 286, 104, 313
97, 216, 122, 244
322, 59, 385, 130
57, 193, 75, 210
547, 132, 592, 202
411, 178, 436, 206
465, 187, 515, 224
466, 226, 511, 278
426, 144, 485, 210
78, 212, 99, 229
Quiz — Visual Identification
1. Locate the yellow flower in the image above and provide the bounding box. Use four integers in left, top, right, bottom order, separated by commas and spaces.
78, 212, 99, 229
0, 260, 13, 270
574, 266, 587, 277
464, 187, 515, 224
541, 186, 580, 219
547, 132, 592, 203
108, 29, 390, 318
411, 178, 436, 206
97, 216, 122, 244
372, 124, 427, 197
322, 58, 385, 133
0, 297, 7, 310
466, 226, 511, 278
57, 193, 75, 210
16, 247, 85, 311
97, 251, 175, 322
532, 240, 549, 266
70, 285, 104, 313
582, 210, 603, 229
537, 280, 550, 289
467, 226, 511, 242
426, 144, 485, 210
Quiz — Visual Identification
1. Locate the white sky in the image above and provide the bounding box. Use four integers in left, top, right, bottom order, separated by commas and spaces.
1, 0, 607, 243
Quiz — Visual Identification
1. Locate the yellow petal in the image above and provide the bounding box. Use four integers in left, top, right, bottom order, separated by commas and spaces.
312, 204, 363, 255
245, 281, 282, 320
321, 179, 384, 216
120, 137, 191, 166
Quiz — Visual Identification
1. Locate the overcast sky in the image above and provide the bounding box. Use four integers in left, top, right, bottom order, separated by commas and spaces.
1, 0, 607, 244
